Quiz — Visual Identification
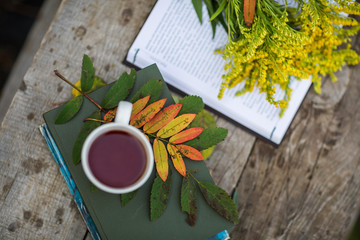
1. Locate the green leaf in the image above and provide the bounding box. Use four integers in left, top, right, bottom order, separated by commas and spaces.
189, 109, 217, 159
72, 110, 101, 165
189, 109, 216, 129
185, 128, 228, 150
204, 0, 227, 35
198, 181, 238, 223
102, 69, 136, 109
130, 79, 163, 104
121, 190, 138, 207
81, 54, 95, 93
192, 0, 203, 24
209, 0, 226, 22
178, 96, 204, 115
55, 95, 83, 124
181, 175, 197, 226
203, 0, 217, 37
150, 170, 172, 221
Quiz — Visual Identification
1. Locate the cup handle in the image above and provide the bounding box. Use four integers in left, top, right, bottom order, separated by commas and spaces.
115, 101, 133, 124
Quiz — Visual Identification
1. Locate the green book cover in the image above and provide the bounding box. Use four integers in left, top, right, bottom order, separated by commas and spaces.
43, 64, 234, 240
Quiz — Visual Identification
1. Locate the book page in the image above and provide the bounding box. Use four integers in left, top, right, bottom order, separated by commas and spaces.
127, 0, 311, 144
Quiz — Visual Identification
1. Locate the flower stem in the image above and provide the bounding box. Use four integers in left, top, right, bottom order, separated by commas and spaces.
54, 70, 106, 113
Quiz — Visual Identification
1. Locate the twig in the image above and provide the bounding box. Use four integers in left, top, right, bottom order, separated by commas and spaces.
54, 70, 106, 113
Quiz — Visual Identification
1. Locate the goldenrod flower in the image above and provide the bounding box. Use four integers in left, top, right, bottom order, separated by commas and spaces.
213, 0, 360, 113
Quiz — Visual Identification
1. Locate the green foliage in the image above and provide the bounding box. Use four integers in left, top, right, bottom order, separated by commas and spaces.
192, 0, 203, 24
121, 191, 138, 207
198, 181, 238, 223
150, 171, 172, 221
55, 95, 83, 124
177, 95, 204, 115
185, 128, 228, 150
80, 54, 95, 93
189, 109, 217, 159
200, 0, 228, 37
54, 58, 236, 226
72, 110, 101, 165
101, 69, 136, 109
197, 0, 360, 112
208, 0, 226, 22
190, 109, 216, 129
130, 79, 163, 104
181, 174, 197, 226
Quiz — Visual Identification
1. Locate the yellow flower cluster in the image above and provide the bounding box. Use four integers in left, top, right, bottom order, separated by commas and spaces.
217, 0, 360, 113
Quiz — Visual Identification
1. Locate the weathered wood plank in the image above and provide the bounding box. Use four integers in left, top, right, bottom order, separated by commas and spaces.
205, 116, 255, 193
0, 0, 359, 239
0, 0, 157, 239
231, 61, 360, 239
0, 0, 62, 123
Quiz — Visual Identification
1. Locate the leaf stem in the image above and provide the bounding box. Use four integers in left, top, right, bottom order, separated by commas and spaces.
84, 118, 109, 123
187, 170, 200, 183
140, 130, 172, 145
54, 70, 106, 113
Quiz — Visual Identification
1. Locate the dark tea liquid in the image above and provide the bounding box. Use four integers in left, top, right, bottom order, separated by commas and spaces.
88, 130, 147, 188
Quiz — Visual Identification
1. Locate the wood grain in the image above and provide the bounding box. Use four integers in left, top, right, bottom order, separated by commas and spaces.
0, 0, 359, 239
0, 0, 157, 239
0, 0, 62, 123
231, 63, 360, 239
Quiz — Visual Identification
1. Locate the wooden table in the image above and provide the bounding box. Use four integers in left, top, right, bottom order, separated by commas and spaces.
1, 0, 359, 239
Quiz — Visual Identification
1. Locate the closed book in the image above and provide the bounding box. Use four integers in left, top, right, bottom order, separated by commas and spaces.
41, 64, 233, 240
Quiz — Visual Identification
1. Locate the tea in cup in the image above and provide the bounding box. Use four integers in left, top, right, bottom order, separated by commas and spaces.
81, 101, 154, 194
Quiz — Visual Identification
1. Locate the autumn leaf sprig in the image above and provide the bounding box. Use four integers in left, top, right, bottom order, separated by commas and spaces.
54, 54, 238, 226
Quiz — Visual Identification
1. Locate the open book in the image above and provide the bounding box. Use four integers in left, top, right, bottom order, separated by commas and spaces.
126, 0, 312, 145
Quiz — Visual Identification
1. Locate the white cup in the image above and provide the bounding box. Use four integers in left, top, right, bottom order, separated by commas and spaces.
81, 101, 154, 194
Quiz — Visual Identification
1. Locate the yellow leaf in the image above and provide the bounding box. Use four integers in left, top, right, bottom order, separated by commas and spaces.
153, 139, 168, 181
157, 114, 196, 138
176, 144, 204, 161
143, 104, 182, 134
167, 144, 186, 177
131, 95, 150, 120
169, 127, 203, 144
72, 76, 106, 97
130, 99, 166, 128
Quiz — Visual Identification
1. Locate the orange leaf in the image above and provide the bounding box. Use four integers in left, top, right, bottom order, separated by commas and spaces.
130, 99, 166, 128
131, 95, 150, 119
176, 144, 204, 161
143, 104, 182, 134
167, 144, 186, 176
103, 107, 117, 122
244, 0, 256, 28
153, 139, 168, 181
157, 114, 196, 138
169, 127, 203, 144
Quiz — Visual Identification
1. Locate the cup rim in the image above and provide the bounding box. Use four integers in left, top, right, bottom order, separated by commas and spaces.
81, 123, 154, 194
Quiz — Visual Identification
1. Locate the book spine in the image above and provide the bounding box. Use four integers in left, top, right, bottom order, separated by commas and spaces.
205, 230, 230, 240
39, 124, 101, 240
